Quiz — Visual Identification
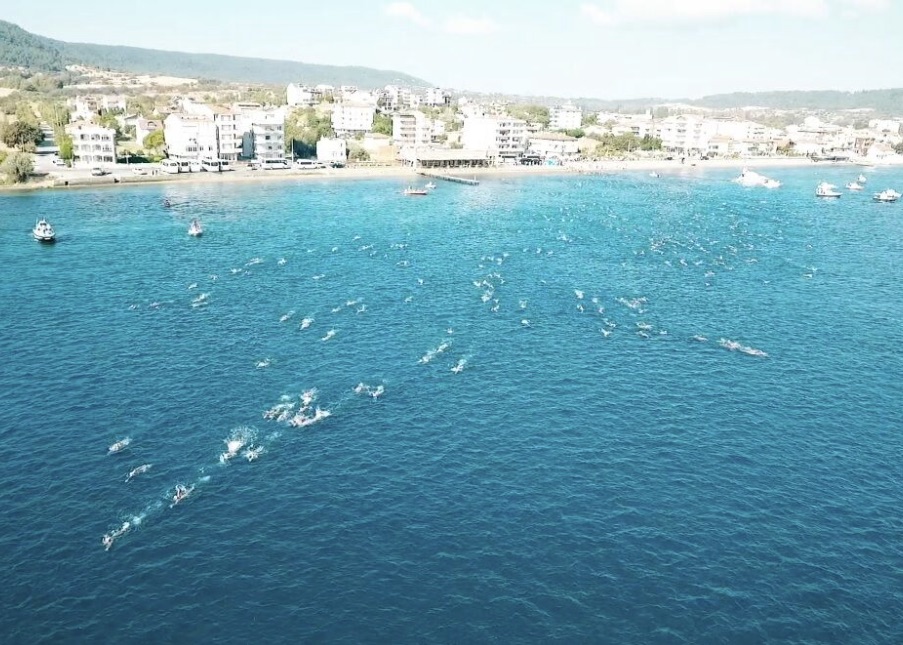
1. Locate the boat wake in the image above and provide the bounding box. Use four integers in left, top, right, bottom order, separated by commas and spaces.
718, 338, 768, 358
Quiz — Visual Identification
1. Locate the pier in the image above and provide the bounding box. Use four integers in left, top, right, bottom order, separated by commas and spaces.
417, 171, 480, 186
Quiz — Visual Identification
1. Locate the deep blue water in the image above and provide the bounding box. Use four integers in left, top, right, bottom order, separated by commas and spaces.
2, 167, 902, 644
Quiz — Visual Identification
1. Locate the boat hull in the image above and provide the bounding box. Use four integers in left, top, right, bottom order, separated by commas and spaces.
33, 233, 56, 242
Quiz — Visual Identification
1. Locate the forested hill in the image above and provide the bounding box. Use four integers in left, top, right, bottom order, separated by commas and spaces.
691, 89, 903, 111
0, 20, 431, 87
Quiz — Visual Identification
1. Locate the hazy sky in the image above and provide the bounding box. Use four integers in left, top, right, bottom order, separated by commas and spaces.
6, 0, 902, 98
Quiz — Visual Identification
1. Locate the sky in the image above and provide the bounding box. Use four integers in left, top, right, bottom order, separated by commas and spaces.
5, 0, 903, 99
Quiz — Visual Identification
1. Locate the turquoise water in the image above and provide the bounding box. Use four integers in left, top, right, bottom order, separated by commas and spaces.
2, 168, 902, 643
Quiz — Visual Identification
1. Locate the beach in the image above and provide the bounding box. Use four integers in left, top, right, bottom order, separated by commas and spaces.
2, 155, 842, 193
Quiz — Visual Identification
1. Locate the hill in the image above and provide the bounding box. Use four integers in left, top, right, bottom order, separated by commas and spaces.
690, 89, 903, 112
0, 20, 431, 88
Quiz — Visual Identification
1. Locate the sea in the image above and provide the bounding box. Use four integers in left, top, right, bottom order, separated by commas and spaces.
1, 167, 902, 644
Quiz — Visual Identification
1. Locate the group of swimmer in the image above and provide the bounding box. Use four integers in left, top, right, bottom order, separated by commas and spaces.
103, 437, 201, 551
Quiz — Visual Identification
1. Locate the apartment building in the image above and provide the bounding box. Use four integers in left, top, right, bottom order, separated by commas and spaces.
332, 103, 376, 137
65, 121, 117, 166
423, 87, 451, 107
392, 112, 432, 148
243, 113, 285, 161
69, 95, 128, 121
286, 83, 322, 107
462, 116, 528, 161
162, 113, 219, 159
658, 115, 715, 155
549, 103, 582, 131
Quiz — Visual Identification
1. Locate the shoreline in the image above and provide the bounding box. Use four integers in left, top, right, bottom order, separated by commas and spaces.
0, 156, 877, 193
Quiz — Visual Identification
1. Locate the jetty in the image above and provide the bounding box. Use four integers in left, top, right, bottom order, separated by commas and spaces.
417, 170, 480, 186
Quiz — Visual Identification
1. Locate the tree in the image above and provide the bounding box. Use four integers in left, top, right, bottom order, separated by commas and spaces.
1, 120, 43, 149
508, 104, 550, 128
582, 113, 598, 127
562, 128, 585, 139
284, 107, 334, 157
143, 129, 165, 153
15, 102, 37, 125
1, 151, 34, 184
372, 113, 392, 136
895, 142, 903, 155
347, 144, 370, 161
58, 133, 74, 161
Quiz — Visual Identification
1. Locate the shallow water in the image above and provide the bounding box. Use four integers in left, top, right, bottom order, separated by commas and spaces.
2, 168, 902, 643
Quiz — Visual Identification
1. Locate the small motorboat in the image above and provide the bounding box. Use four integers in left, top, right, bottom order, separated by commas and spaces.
815, 182, 842, 198
873, 189, 900, 203
734, 169, 781, 188
649, 171, 660, 178
403, 186, 429, 196
858, 174, 868, 184
188, 219, 203, 237
33, 219, 56, 242
846, 182, 863, 191
425, 181, 437, 190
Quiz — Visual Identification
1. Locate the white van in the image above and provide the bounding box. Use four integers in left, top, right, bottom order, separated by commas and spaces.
161, 159, 181, 174
293, 159, 326, 170
261, 158, 290, 170
201, 158, 222, 172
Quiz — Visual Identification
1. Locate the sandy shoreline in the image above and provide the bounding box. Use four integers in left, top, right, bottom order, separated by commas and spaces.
0, 156, 859, 193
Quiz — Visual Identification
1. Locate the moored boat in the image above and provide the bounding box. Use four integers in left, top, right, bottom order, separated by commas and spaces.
32, 218, 56, 242
873, 189, 900, 203
403, 186, 429, 196
846, 181, 863, 191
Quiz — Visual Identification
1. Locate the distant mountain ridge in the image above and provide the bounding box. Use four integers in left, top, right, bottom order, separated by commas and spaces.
0, 20, 431, 88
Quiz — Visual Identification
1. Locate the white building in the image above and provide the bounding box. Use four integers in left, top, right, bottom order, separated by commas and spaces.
135, 118, 162, 148
69, 95, 128, 121
286, 83, 322, 107
242, 111, 285, 161
383, 85, 420, 112
869, 119, 902, 135
527, 133, 580, 159
462, 116, 528, 161
712, 119, 768, 142
549, 103, 582, 131
392, 112, 432, 148
316, 138, 347, 163
163, 113, 219, 160
423, 87, 451, 107
332, 104, 375, 137
658, 115, 715, 155
65, 121, 117, 167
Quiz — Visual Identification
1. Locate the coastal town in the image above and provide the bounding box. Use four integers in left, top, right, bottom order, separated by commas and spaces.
3, 69, 903, 187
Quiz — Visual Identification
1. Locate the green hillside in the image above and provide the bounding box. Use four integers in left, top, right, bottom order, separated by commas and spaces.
0, 20, 431, 88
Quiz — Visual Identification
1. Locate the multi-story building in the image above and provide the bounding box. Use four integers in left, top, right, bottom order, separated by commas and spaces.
549, 103, 582, 131
65, 121, 117, 166
869, 119, 902, 135
423, 87, 451, 107
462, 116, 528, 161
242, 113, 285, 161
332, 103, 375, 137
162, 113, 219, 160
286, 83, 322, 107
383, 85, 420, 112
392, 112, 432, 148
69, 95, 128, 121
215, 111, 243, 161
316, 138, 347, 163
658, 115, 714, 155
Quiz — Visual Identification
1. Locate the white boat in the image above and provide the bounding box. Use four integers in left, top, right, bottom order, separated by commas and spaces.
188, 219, 203, 237
33, 219, 56, 242
815, 182, 842, 198
403, 186, 429, 196
734, 168, 781, 188
649, 171, 660, 178
425, 181, 436, 190
873, 189, 900, 203
846, 182, 863, 191
858, 174, 868, 183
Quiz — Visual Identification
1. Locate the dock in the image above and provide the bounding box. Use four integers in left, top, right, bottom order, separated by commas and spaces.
417, 171, 480, 186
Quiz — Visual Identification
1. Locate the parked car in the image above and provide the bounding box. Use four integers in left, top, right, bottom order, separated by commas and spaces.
294, 159, 326, 169
52, 158, 67, 167
91, 167, 108, 176
131, 167, 147, 176
330, 161, 346, 168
